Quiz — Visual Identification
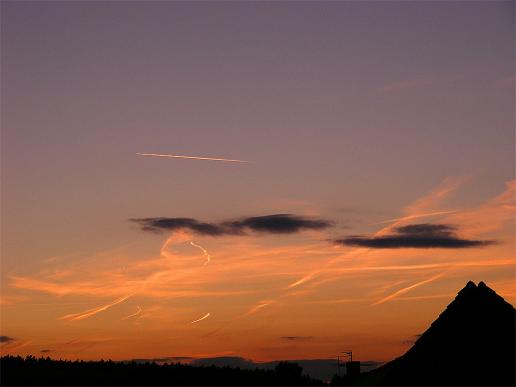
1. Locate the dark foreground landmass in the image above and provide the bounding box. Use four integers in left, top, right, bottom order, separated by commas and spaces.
0, 356, 323, 386
334, 281, 516, 386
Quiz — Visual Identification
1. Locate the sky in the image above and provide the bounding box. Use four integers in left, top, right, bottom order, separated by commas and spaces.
1, 1, 515, 365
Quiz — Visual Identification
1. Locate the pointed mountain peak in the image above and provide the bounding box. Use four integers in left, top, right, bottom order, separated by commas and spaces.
452, 280, 508, 306
455, 280, 477, 299
465, 280, 476, 288
360, 281, 516, 385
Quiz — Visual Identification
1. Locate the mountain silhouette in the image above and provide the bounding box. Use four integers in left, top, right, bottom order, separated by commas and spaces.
353, 281, 515, 386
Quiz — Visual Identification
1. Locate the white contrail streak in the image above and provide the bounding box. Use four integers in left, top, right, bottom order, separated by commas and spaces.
191, 312, 210, 324
136, 153, 249, 163
371, 273, 445, 306
122, 305, 142, 320
59, 295, 132, 321
374, 210, 457, 225
245, 300, 274, 316
190, 241, 211, 265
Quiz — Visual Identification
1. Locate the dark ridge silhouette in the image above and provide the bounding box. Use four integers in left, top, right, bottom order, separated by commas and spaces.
0, 357, 322, 386
187, 357, 381, 383
124, 356, 381, 382
333, 281, 515, 386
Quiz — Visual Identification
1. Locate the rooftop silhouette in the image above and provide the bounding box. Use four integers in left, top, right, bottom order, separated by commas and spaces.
346, 281, 516, 386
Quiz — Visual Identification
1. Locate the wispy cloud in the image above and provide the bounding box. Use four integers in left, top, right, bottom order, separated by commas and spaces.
122, 305, 142, 320
60, 295, 132, 321
245, 300, 275, 316
191, 312, 210, 324
6, 177, 514, 354
190, 241, 211, 266
373, 210, 457, 225
371, 273, 446, 306
286, 177, 470, 289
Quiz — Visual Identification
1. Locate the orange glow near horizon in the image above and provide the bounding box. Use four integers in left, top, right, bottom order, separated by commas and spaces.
1, 178, 514, 363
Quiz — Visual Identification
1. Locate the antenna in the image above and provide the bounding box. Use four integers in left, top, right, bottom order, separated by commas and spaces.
336, 350, 353, 377
341, 350, 353, 362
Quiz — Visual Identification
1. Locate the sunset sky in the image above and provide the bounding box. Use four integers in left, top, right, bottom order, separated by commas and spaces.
1, 1, 514, 365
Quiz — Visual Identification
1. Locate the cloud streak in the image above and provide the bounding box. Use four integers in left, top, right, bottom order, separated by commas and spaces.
60, 295, 132, 321
190, 241, 211, 265
122, 305, 142, 320
136, 153, 249, 163
335, 224, 495, 249
191, 312, 210, 324
371, 273, 445, 306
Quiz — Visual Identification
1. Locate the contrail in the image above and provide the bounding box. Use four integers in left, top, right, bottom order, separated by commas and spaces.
190, 241, 211, 265
287, 210, 457, 290
122, 305, 142, 320
371, 273, 445, 306
191, 312, 210, 324
59, 295, 132, 321
245, 300, 273, 316
374, 210, 457, 225
287, 272, 317, 289
136, 153, 249, 163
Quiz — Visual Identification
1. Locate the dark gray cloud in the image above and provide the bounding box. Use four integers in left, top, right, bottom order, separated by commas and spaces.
224, 214, 331, 234
335, 224, 494, 249
130, 217, 225, 235
132, 214, 332, 236
40, 349, 53, 353
0, 336, 14, 343
279, 336, 313, 341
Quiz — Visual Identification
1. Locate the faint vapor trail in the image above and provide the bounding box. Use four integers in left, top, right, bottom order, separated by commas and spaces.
122, 305, 142, 320
190, 241, 211, 265
371, 273, 445, 306
59, 295, 132, 321
191, 312, 210, 324
136, 153, 249, 163
287, 272, 317, 289
374, 210, 458, 225
245, 300, 273, 316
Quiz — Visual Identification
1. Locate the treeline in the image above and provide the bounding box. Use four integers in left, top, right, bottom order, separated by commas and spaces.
0, 355, 324, 386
